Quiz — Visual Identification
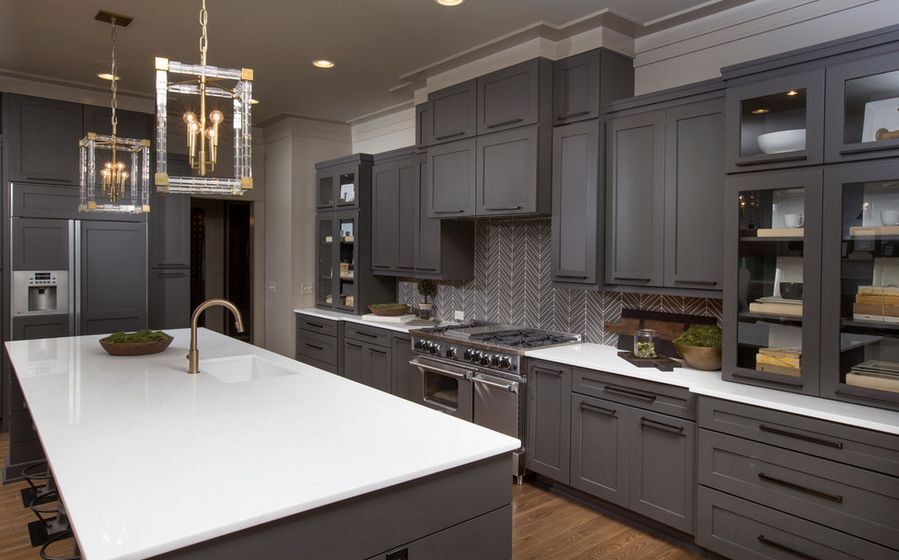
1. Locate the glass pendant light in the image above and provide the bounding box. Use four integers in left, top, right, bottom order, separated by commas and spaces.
79, 11, 150, 214
155, 0, 254, 196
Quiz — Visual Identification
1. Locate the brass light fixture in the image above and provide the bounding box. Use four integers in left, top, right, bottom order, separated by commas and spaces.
79, 10, 151, 214
155, 0, 254, 195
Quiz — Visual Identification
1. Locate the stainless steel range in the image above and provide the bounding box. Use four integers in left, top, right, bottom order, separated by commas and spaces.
409, 322, 581, 484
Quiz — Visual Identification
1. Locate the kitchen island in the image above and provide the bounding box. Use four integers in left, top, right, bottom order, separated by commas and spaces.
5, 328, 519, 560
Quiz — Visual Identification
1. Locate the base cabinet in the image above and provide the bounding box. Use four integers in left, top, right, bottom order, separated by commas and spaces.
392, 334, 420, 402
344, 339, 392, 393
570, 394, 627, 506
526, 360, 571, 484
295, 315, 342, 375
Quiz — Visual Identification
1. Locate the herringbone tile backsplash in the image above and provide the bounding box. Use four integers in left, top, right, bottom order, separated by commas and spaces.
397, 218, 722, 345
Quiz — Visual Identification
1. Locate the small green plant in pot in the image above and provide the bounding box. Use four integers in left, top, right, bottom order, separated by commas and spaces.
673, 324, 722, 371
416, 279, 437, 320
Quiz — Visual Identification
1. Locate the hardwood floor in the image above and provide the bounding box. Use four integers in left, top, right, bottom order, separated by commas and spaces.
0, 432, 701, 559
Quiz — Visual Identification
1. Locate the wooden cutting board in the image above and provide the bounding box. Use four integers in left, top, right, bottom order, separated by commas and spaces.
618, 351, 682, 372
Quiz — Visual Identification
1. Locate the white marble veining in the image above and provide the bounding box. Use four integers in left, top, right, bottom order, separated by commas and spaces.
6, 329, 519, 560
526, 343, 899, 436
295, 307, 445, 333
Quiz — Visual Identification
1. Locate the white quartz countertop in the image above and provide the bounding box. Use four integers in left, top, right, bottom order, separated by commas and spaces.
526, 343, 899, 436
295, 307, 443, 333
6, 329, 519, 560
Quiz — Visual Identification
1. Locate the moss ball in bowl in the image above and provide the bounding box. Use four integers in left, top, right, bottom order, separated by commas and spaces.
673, 324, 722, 371
99, 330, 174, 356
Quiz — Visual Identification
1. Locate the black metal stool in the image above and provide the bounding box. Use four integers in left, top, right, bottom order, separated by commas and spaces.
39, 532, 81, 560
20, 462, 72, 548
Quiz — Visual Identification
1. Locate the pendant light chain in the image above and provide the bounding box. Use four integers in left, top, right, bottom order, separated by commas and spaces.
109, 19, 118, 138
199, 0, 208, 66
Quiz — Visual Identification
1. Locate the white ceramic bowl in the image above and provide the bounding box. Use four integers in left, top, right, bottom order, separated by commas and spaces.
757, 129, 806, 154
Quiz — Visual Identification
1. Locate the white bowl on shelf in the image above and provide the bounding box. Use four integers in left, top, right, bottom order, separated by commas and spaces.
757, 129, 806, 154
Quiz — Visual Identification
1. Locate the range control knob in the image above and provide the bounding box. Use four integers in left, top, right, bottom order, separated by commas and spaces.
446, 347, 457, 359
490, 355, 502, 367
500, 357, 513, 369
428, 343, 439, 355
480, 354, 492, 366
463, 349, 474, 361
414, 340, 425, 350
472, 351, 483, 363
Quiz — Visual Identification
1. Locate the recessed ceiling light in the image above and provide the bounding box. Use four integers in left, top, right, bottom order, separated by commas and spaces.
751, 108, 770, 115
97, 72, 119, 81
435, 0, 465, 5
250, 98, 260, 105
786, 90, 799, 96
312, 59, 335, 69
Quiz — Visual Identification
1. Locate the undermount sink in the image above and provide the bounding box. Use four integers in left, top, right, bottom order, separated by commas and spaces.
200, 355, 296, 384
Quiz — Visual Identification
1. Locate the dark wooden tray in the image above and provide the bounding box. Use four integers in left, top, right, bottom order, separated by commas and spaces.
618, 351, 682, 372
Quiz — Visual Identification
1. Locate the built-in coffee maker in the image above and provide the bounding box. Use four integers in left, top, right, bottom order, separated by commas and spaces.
12, 271, 69, 316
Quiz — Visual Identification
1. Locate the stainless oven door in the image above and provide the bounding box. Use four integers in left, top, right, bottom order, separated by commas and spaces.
410, 357, 474, 421
471, 372, 521, 439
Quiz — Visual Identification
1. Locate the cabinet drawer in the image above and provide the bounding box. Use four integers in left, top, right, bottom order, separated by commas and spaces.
296, 329, 340, 367
698, 396, 899, 477
697, 486, 895, 560
296, 314, 340, 338
698, 429, 899, 550
345, 323, 392, 348
10, 410, 38, 443
573, 368, 695, 420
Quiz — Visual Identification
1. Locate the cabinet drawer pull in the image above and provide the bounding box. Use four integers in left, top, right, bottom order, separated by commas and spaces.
434, 132, 465, 141
305, 321, 324, 329
416, 267, 438, 272
484, 205, 522, 211
757, 472, 843, 503
305, 343, 324, 351
757, 535, 818, 560
433, 209, 465, 215
372, 264, 391, 269
353, 330, 379, 339
486, 118, 523, 129
581, 402, 616, 416
557, 111, 589, 121
612, 276, 651, 283
674, 279, 718, 286
602, 384, 657, 402
369, 348, 388, 356
758, 424, 843, 449
555, 274, 589, 280
640, 416, 683, 433
534, 366, 564, 377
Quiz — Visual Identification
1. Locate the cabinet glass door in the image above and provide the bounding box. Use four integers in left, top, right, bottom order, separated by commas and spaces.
726, 70, 824, 172
822, 160, 899, 410
336, 169, 357, 207
317, 174, 335, 208
317, 215, 335, 306
724, 169, 822, 395
826, 51, 899, 162
336, 213, 357, 310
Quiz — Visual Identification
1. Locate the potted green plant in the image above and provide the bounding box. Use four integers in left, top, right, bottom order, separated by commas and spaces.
416, 279, 437, 320
673, 324, 722, 371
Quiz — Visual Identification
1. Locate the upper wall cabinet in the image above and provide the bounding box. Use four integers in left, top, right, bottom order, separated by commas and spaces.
552, 48, 634, 125
725, 69, 825, 173
415, 102, 430, 152
475, 125, 551, 216
4, 94, 84, 185
476, 59, 551, 134
427, 79, 477, 146
825, 50, 899, 163
372, 149, 417, 275
83, 105, 151, 140
317, 159, 369, 210
427, 138, 477, 217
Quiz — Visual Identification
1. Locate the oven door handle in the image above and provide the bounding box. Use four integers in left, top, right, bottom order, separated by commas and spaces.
471, 375, 518, 394
409, 358, 471, 380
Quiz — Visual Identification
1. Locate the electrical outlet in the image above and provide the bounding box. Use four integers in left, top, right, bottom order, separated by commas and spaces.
268, 281, 277, 293
301, 283, 312, 295
454, 310, 465, 321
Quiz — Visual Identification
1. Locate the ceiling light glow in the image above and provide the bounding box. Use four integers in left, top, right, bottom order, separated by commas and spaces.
312, 59, 335, 69
751, 108, 770, 115
97, 72, 119, 81
435, 0, 465, 5
786, 90, 799, 96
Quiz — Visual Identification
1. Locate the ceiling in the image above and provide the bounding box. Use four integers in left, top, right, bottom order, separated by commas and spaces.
0, 0, 747, 123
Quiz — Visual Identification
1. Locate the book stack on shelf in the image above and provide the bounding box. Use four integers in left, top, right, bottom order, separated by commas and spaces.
852, 286, 899, 324
748, 296, 803, 317
847, 360, 899, 393
755, 347, 801, 377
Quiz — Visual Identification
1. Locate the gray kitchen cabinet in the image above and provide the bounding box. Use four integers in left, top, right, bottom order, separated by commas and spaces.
392, 333, 420, 402
570, 393, 627, 507
11, 314, 71, 340
9, 182, 79, 219
82, 105, 151, 140
606, 110, 666, 287
628, 409, 695, 534
148, 269, 189, 329
475, 125, 551, 216
343, 338, 392, 392
427, 79, 477, 145
663, 99, 725, 289
149, 156, 191, 269
316, 155, 371, 210
552, 48, 634, 125
427, 138, 476, 218
415, 102, 430, 152
80, 220, 147, 335
344, 339, 365, 384
295, 314, 343, 375
526, 360, 571, 484
3, 94, 83, 185
551, 120, 601, 287
371, 149, 417, 275
476, 58, 551, 134
12, 217, 69, 270
414, 155, 475, 280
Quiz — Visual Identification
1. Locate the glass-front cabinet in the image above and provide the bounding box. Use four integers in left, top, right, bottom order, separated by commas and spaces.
723, 168, 823, 395
821, 160, 899, 410
316, 214, 335, 307
826, 51, 899, 162
725, 70, 825, 173
316, 164, 360, 209
315, 210, 358, 310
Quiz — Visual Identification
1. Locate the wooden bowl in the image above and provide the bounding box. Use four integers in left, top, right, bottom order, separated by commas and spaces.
99, 335, 173, 357
368, 304, 410, 317
674, 343, 721, 371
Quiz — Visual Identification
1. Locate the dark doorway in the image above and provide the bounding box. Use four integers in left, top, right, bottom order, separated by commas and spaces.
225, 201, 252, 341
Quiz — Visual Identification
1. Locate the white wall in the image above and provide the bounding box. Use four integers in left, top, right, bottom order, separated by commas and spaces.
351, 106, 416, 154
262, 118, 351, 357
634, 0, 899, 94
